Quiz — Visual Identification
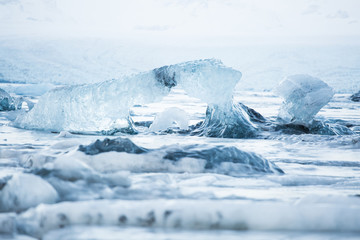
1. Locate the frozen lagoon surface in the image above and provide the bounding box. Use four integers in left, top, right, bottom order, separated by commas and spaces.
0, 39, 360, 239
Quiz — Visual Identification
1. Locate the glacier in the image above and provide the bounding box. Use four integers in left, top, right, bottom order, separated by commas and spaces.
275, 74, 334, 126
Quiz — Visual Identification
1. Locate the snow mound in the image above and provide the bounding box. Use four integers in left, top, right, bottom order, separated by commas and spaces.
0, 173, 58, 212
275, 74, 334, 125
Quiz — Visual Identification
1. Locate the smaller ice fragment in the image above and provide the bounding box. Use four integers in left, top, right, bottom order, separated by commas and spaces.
0, 88, 15, 111
149, 107, 189, 132
0, 88, 29, 111
275, 74, 334, 125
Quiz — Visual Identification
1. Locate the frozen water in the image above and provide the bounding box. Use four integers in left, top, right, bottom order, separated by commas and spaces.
14, 72, 171, 133
275, 74, 334, 126
0, 173, 58, 212
14, 59, 241, 133
149, 107, 189, 132
1, 89, 360, 239
156, 59, 241, 105
1, 40, 360, 239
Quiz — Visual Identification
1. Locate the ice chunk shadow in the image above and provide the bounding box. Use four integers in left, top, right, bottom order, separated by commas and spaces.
163, 145, 284, 174
272, 120, 355, 135
78, 138, 149, 155
350, 90, 360, 102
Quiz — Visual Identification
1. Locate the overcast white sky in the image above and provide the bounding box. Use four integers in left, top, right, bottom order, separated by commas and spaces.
1, 0, 359, 43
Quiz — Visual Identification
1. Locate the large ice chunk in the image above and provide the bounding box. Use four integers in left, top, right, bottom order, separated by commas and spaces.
0, 88, 22, 111
275, 74, 334, 125
15, 59, 242, 133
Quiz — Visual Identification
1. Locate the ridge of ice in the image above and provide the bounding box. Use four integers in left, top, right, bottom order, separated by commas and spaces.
15, 198, 360, 238
77, 137, 283, 175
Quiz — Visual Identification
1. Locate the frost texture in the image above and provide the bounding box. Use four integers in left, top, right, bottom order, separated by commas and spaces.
15, 59, 244, 133
275, 74, 334, 125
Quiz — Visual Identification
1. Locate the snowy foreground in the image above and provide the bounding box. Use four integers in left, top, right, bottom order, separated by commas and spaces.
1, 42, 360, 239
